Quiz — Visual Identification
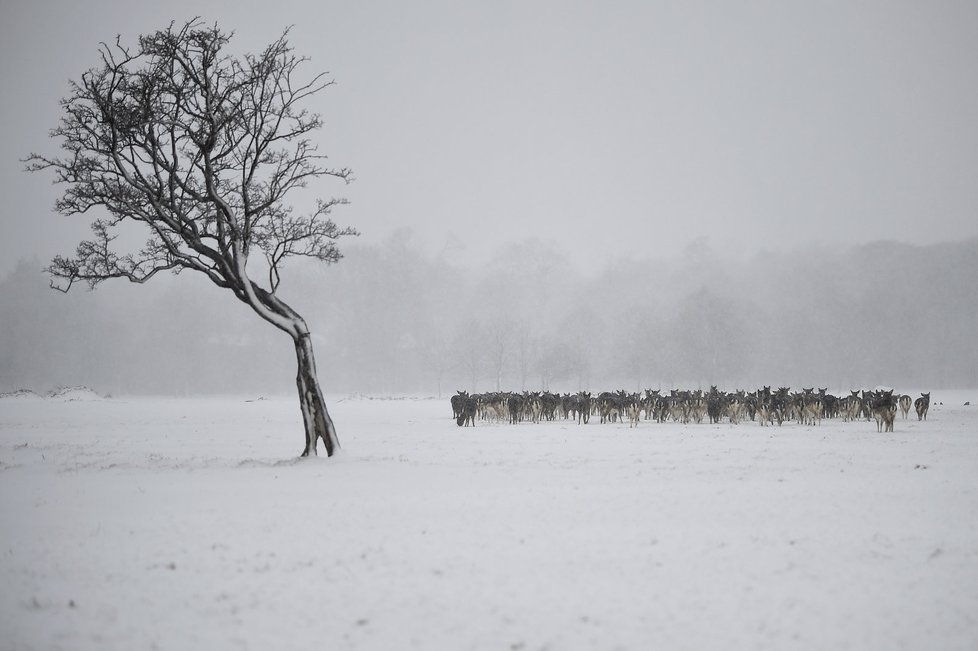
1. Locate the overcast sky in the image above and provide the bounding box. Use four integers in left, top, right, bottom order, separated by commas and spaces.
2, 0, 977, 277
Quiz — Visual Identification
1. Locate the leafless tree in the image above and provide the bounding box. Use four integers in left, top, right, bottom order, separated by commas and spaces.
25, 19, 356, 457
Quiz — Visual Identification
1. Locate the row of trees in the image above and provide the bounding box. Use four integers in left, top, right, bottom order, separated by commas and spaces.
311, 235, 978, 394
4, 236, 976, 398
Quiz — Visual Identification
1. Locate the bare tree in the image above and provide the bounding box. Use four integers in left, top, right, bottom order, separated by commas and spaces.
484, 316, 515, 392
25, 20, 356, 457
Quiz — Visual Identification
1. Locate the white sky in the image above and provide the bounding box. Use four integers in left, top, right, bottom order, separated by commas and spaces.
2, 0, 977, 276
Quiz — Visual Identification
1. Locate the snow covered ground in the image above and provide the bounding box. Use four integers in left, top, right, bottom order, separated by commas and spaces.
2, 391, 977, 650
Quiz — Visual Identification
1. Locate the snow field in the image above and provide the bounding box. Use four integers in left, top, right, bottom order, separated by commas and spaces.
1, 394, 977, 650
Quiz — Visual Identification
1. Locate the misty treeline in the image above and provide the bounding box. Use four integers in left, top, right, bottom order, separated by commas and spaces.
1, 235, 976, 396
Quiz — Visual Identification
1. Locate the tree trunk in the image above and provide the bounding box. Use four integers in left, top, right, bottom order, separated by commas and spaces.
295, 333, 340, 457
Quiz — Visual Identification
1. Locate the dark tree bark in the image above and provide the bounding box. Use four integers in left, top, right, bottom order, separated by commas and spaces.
295, 332, 339, 456
24, 19, 355, 457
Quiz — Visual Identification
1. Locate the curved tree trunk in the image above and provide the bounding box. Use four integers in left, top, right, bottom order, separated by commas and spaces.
236, 278, 340, 457
295, 332, 340, 457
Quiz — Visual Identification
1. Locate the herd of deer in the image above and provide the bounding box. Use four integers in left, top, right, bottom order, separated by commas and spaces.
451, 387, 932, 432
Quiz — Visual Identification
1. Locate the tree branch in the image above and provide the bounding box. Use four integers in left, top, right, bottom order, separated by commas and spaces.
25, 18, 354, 308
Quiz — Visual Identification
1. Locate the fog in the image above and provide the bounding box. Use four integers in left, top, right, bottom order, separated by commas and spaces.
2, 3, 977, 396
2, 236, 976, 397
3, 2, 978, 278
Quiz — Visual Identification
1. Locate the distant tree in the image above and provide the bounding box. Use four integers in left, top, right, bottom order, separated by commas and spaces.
557, 307, 604, 390
674, 287, 749, 386
417, 324, 454, 398
533, 338, 577, 391
452, 319, 489, 391
484, 317, 516, 391
25, 20, 356, 457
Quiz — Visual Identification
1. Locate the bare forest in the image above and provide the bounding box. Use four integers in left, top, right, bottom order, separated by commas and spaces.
2, 235, 976, 397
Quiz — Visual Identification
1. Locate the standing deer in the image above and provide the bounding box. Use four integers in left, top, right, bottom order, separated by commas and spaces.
914, 393, 931, 421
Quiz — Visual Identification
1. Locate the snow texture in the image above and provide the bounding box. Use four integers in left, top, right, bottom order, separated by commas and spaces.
1, 393, 977, 650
